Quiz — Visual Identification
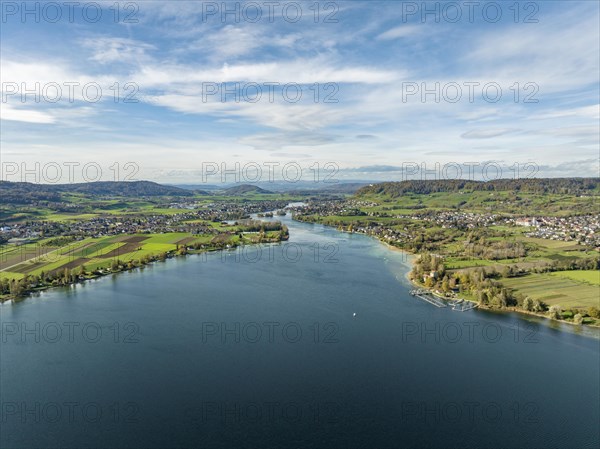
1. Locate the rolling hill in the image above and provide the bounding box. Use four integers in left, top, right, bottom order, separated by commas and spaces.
221, 184, 274, 195
0, 180, 193, 204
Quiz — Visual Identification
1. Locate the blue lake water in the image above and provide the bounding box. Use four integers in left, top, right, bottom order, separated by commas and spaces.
1, 215, 599, 448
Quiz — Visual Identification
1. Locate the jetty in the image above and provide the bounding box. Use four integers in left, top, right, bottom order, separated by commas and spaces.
409, 289, 447, 308
409, 289, 478, 312
449, 299, 478, 312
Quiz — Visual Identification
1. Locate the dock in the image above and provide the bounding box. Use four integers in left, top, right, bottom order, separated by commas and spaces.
449, 299, 478, 312
409, 289, 447, 308
409, 289, 477, 311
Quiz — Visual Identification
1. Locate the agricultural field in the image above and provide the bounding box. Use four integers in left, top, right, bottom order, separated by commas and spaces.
503, 273, 599, 310
550, 270, 600, 285
358, 190, 598, 216
444, 235, 593, 270
445, 258, 495, 269
0, 232, 238, 283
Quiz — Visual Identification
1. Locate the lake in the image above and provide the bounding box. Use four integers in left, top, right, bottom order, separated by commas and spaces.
1, 214, 599, 448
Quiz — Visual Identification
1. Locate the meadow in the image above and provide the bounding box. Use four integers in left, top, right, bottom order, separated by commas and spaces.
503, 272, 599, 309
0, 229, 265, 283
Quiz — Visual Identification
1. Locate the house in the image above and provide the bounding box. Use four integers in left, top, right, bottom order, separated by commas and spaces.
515, 218, 538, 227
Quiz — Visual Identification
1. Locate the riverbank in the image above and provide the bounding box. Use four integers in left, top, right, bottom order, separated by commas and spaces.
299, 217, 599, 328
0, 232, 288, 303
0, 246, 211, 302
407, 256, 600, 328
5, 204, 600, 449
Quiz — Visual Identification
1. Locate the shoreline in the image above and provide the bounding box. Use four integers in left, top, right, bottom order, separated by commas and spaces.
1, 237, 287, 303
0, 247, 212, 303
5, 217, 599, 331
2, 212, 292, 303
404, 248, 600, 329
317, 219, 600, 329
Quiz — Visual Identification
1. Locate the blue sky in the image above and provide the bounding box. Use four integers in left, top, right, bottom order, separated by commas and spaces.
1, 1, 598, 183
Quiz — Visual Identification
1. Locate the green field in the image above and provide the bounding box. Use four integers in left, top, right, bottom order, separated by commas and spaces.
550, 270, 600, 285
0, 225, 286, 287
445, 258, 494, 269
0, 233, 191, 281
359, 189, 598, 216
503, 273, 599, 309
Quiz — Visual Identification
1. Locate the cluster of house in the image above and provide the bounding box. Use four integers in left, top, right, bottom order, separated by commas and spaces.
414, 212, 599, 247
287, 199, 376, 216
168, 201, 203, 210
293, 201, 600, 249
0, 201, 290, 243
167, 200, 289, 212
203, 200, 290, 216
510, 215, 600, 247
0, 215, 213, 241
410, 211, 500, 229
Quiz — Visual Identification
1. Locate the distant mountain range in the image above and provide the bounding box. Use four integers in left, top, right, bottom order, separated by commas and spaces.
0, 179, 370, 206
172, 181, 371, 194
288, 182, 371, 194
0, 180, 194, 203
221, 184, 274, 195
3, 178, 595, 206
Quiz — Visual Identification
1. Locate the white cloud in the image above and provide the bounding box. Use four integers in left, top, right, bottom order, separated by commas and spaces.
461, 129, 519, 139
238, 132, 336, 151
377, 25, 421, 40
81, 37, 156, 64
145, 93, 345, 131
464, 13, 599, 93
1, 1, 598, 178
0, 104, 56, 124
132, 58, 400, 87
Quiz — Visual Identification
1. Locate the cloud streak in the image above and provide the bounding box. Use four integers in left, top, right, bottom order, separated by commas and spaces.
1, 1, 598, 179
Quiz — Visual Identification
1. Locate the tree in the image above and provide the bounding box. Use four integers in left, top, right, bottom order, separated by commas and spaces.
9, 279, 25, 297
478, 290, 489, 305
441, 276, 450, 293
573, 314, 583, 325
587, 307, 600, 319
532, 299, 544, 313
449, 277, 457, 289
436, 263, 446, 279
548, 305, 562, 320
522, 297, 534, 311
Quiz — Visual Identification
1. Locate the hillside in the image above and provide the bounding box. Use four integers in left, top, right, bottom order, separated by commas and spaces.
355, 178, 599, 197
222, 184, 274, 195
0, 180, 193, 204
288, 182, 370, 195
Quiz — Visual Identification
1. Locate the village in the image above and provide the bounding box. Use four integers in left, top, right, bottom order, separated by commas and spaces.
293, 201, 600, 248
0, 200, 291, 244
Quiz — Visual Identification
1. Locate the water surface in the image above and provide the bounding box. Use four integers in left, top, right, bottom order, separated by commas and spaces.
1, 216, 599, 448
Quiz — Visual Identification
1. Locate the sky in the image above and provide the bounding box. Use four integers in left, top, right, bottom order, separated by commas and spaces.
0, 1, 599, 184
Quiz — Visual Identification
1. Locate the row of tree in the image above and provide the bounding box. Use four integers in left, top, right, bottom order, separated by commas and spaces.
410, 253, 600, 321
462, 239, 527, 260
0, 252, 173, 298
356, 178, 599, 197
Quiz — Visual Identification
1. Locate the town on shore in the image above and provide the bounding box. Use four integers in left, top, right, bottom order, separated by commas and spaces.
1, 178, 598, 328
